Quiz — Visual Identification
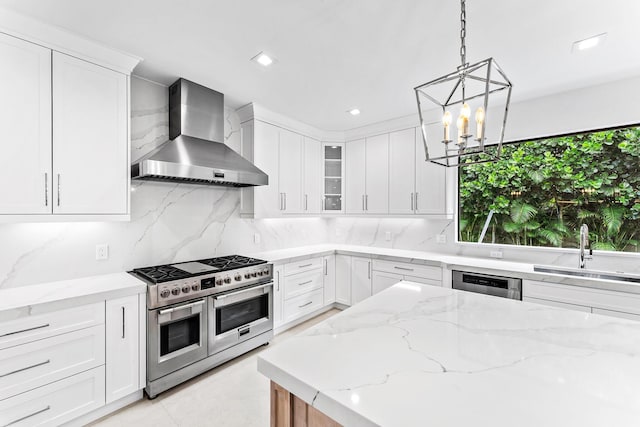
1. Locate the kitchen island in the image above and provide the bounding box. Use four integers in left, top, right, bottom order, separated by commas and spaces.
258, 281, 640, 426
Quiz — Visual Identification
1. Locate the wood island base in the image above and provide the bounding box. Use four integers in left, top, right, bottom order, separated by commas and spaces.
270, 381, 342, 427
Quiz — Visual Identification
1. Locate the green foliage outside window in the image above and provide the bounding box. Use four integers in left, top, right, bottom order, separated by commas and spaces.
458, 126, 640, 252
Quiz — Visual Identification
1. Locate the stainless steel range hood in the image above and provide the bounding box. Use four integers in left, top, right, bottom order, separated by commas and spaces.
131, 79, 268, 187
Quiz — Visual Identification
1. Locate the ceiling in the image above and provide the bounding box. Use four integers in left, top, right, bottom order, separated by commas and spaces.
2, 0, 640, 131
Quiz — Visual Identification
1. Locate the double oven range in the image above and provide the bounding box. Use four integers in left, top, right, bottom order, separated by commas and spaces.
131, 255, 273, 398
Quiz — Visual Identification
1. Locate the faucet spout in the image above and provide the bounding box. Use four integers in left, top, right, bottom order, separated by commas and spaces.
579, 224, 593, 269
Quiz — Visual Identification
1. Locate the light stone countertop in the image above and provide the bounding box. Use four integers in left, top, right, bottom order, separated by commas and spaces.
0, 272, 146, 322
258, 281, 640, 426
252, 244, 640, 294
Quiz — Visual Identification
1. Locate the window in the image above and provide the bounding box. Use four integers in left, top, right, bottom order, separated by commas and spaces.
458, 125, 640, 252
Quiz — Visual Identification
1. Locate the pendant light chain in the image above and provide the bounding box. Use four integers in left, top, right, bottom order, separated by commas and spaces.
460, 0, 467, 67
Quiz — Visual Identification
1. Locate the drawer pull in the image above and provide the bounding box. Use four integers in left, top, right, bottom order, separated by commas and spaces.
0, 323, 50, 338
0, 359, 50, 378
298, 280, 313, 286
298, 263, 313, 268
394, 266, 414, 272
3, 405, 50, 427
298, 301, 313, 308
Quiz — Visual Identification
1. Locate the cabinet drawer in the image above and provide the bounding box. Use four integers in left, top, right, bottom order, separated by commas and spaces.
0, 366, 105, 426
592, 307, 640, 321
523, 280, 640, 315
372, 259, 441, 281
404, 275, 442, 287
523, 296, 591, 313
284, 270, 323, 300
0, 324, 104, 401
0, 302, 104, 350
284, 257, 323, 276
283, 289, 323, 323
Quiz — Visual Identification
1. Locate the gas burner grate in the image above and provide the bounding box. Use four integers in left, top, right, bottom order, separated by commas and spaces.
133, 265, 191, 283
197, 255, 266, 270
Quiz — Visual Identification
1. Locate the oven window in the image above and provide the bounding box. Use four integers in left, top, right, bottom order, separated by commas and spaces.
160, 315, 200, 356
216, 294, 268, 335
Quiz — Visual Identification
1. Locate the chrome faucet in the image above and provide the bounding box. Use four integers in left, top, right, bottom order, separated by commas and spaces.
579, 224, 593, 269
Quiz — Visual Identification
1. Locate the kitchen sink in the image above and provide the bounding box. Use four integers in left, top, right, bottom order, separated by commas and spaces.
533, 265, 640, 283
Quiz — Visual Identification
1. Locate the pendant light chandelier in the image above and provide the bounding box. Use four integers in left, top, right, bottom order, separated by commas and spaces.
414, 0, 513, 167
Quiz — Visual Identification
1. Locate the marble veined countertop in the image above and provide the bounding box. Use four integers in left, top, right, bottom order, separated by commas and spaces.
252, 244, 640, 294
258, 281, 640, 426
0, 272, 146, 322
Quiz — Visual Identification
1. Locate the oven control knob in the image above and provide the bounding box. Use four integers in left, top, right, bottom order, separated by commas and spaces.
244, 273, 251, 279
263, 269, 269, 276
234, 275, 242, 281
216, 279, 223, 286
257, 271, 263, 276
171, 287, 180, 296
224, 276, 232, 284
191, 283, 199, 291
160, 289, 171, 298
182, 285, 190, 293
251, 272, 257, 278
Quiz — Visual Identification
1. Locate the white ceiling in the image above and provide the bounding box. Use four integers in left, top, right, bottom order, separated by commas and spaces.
2, 0, 640, 131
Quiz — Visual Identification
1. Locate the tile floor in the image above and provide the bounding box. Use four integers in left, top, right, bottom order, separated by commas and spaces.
90, 309, 341, 427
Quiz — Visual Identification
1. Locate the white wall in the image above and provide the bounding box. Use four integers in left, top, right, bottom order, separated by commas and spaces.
0, 77, 330, 289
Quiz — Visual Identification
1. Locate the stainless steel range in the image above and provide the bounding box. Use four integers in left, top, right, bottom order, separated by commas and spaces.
131, 255, 273, 398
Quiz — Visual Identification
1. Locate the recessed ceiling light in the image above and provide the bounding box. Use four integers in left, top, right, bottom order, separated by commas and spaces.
251, 51, 275, 67
348, 108, 361, 116
572, 33, 607, 52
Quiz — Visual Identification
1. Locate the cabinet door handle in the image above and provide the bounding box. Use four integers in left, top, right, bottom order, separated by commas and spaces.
0, 359, 50, 378
44, 173, 48, 206
0, 323, 50, 338
362, 195, 365, 211
298, 263, 313, 268
121, 306, 126, 339
368, 261, 371, 279
324, 259, 328, 275
394, 266, 414, 272
276, 270, 280, 291
298, 301, 313, 308
57, 174, 61, 206
284, 193, 287, 211
410, 192, 414, 211
4, 405, 51, 426
365, 194, 369, 211
304, 194, 308, 211
415, 192, 418, 211
298, 280, 313, 286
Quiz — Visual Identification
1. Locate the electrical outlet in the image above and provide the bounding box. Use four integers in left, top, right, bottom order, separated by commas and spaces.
490, 250, 503, 259
254, 233, 261, 244
95, 244, 109, 260
436, 234, 446, 244
385, 231, 392, 241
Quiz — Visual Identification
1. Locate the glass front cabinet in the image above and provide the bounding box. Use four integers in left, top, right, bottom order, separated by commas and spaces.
322, 142, 345, 213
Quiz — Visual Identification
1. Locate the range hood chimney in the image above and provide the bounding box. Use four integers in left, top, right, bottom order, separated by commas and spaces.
131, 78, 268, 187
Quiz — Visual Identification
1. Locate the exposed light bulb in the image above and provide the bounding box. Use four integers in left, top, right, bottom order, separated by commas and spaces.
442, 111, 452, 141
475, 107, 485, 124
460, 103, 471, 119
475, 107, 485, 140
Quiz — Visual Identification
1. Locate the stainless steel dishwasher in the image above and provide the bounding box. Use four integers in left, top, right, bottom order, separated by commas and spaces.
452, 270, 522, 300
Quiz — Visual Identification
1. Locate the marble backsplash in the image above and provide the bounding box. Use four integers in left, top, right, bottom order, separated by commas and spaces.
2, 76, 640, 289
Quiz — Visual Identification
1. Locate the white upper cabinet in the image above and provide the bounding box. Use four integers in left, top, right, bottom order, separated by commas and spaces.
415, 126, 447, 215
52, 52, 128, 215
0, 33, 51, 215
322, 143, 345, 213
251, 120, 281, 218
346, 138, 366, 214
365, 134, 389, 214
389, 128, 416, 215
279, 128, 303, 214
303, 137, 321, 214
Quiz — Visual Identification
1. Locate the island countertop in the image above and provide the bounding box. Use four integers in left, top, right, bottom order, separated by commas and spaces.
257, 281, 640, 426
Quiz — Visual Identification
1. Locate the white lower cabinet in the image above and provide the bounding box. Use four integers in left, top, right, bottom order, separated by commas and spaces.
335, 255, 352, 305
278, 257, 325, 327
0, 292, 144, 425
283, 289, 324, 324
106, 295, 140, 403
0, 366, 105, 427
371, 259, 443, 294
273, 265, 284, 328
372, 271, 403, 294
323, 255, 336, 305
523, 279, 640, 320
351, 257, 372, 305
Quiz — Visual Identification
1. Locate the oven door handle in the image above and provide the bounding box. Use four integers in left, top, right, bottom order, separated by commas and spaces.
159, 300, 205, 316
214, 283, 272, 307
